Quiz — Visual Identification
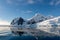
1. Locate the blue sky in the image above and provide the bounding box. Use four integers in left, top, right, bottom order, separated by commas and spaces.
0, 0, 60, 25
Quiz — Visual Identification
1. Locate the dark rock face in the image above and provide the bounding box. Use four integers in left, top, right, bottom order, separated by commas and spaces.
9, 36, 37, 40
11, 17, 25, 25
11, 19, 15, 25
27, 19, 36, 24
17, 17, 25, 25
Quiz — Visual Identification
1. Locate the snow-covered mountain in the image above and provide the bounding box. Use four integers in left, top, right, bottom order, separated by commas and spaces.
11, 17, 29, 26
37, 16, 60, 35
46, 15, 54, 19
10, 14, 60, 36
11, 14, 54, 25
27, 14, 47, 23
11, 14, 49, 28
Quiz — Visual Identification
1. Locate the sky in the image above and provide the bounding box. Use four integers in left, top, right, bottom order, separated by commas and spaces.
0, 0, 60, 25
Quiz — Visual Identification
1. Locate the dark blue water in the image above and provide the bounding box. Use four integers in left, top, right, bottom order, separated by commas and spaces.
10, 36, 60, 40
0, 35, 60, 40
9, 36, 37, 40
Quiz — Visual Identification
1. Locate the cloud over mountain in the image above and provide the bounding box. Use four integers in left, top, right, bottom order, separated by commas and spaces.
6, 0, 60, 6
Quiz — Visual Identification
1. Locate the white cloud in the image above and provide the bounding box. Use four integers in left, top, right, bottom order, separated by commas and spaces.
6, 0, 12, 4
6, 0, 26, 5
27, 0, 44, 4
24, 10, 33, 14
38, 0, 43, 3
27, 0, 34, 4
6, 0, 60, 6
50, 0, 54, 5
21, 10, 33, 14
50, 0, 60, 6
6, 0, 43, 5
55, 0, 60, 5
0, 19, 10, 25
26, 10, 33, 13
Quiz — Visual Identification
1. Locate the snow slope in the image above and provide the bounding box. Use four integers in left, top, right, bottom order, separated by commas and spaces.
28, 14, 47, 23
37, 16, 60, 35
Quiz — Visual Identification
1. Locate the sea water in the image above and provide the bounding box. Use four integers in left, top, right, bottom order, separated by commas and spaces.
0, 27, 60, 40
0, 27, 37, 40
